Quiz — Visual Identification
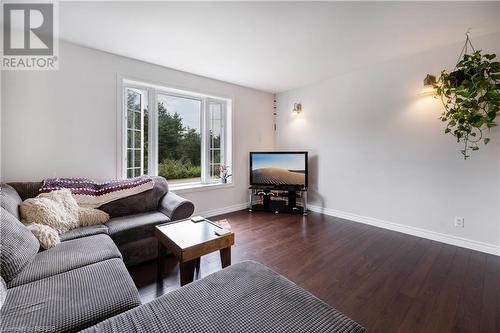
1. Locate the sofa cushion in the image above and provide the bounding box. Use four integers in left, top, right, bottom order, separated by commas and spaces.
60, 224, 109, 241
0, 208, 39, 282
98, 176, 168, 218
0, 276, 6, 310
106, 211, 170, 245
8, 234, 122, 288
116, 236, 158, 267
0, 258, 141, 333
82, 261, 366, 333
1, 183, 22, 220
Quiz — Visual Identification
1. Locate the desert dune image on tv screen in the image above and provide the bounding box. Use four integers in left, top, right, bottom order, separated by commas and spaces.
251, 153, 306, 185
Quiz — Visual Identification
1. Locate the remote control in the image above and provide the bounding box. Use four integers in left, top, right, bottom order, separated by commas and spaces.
214, 228, 231, 236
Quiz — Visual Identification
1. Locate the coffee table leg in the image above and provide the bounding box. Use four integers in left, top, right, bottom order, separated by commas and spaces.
195, 257, 201, 272
180, 260, 196, 286
220, 247, 231, 268
157, 242, 166, 283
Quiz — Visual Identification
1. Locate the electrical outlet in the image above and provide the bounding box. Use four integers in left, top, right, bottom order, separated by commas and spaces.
454, 216, 465, 228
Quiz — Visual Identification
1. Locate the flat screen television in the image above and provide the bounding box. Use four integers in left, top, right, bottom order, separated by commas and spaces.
250, 152, 308, 189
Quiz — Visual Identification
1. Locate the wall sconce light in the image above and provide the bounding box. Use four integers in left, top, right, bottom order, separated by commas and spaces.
419, 74, 436, 96
292, 103, 302, 114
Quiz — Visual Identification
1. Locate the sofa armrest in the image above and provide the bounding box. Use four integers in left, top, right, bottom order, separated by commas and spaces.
158, 192, 194, 221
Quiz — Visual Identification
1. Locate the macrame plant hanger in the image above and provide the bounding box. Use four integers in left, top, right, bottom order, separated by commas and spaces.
452, 30, 480, 159
455, 29, 476, 69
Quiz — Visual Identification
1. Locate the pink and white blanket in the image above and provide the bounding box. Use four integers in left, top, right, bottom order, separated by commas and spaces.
40, 176, 154, 208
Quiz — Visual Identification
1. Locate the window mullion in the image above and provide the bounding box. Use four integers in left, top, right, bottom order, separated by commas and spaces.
201, 98, 208, 184
221, 102, 226, 169
149, 88, 158, 176
140, 91, 145, 175
123, 86, 129, 179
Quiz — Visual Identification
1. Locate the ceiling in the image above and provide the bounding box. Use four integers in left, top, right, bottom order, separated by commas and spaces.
53, 2, 500, 93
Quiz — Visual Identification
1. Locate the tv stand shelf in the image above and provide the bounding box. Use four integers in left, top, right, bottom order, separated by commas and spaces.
248, 187, 308, 216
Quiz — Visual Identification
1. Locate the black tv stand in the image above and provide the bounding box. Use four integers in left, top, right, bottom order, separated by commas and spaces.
248, 186, 308, 216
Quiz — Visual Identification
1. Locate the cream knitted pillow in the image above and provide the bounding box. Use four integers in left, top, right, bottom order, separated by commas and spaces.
20, 189, 79, 234
26, 223, 60, 249
79, 207, 110, 226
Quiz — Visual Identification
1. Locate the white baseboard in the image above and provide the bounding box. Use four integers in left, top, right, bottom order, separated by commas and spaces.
196, 202, 249, 218
308, 205, 500, 257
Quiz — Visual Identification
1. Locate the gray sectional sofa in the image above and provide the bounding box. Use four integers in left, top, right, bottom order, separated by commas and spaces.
0, 177, 365, 333
5, 176, 195, 266
0, 207, 141, 332
83, 260, 366, 333
0, 177, 195, 332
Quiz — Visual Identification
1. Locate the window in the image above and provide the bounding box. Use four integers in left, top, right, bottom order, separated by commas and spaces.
208, 99, 226, 181
157, 93, 202, 185
125, 88, 148, 178
122, 80, 232, 188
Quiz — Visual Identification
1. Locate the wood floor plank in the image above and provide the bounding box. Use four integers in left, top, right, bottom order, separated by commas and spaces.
128, 210, 500, 332
297, 226, 387, 305
344, 236, 428, 330
396, 244, 457, 333
370, 239, 441, 333
452, 250, 486, 333
398, 241, 442, 299
422, 247, 470, 333
479, 255, 500, 333
326, 230, 407, 311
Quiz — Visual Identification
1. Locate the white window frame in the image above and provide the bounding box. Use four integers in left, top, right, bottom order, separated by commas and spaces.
124, 86, 147, 178
119, 78, 233, 191
206, 97, 228, 183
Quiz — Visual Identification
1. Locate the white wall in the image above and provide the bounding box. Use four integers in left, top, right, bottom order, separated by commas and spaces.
1, 41, 275, 213
276, 33, 500, 253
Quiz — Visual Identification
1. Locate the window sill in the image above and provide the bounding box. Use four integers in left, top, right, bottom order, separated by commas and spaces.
170, 182, 234, 194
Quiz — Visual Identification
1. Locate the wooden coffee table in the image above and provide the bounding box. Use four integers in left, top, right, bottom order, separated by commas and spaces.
155, 217, 235, 286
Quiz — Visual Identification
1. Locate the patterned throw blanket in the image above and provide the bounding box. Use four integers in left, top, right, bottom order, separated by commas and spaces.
40, 176, 155, 208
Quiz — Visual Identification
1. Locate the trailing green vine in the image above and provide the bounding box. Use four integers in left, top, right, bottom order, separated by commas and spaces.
434, 49, 500, 159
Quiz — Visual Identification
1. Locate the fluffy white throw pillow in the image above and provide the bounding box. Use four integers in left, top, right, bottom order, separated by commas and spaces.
21, 189, 79, 233
26, 223, 60, 249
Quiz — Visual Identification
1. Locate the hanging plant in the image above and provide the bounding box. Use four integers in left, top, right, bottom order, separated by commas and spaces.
434, 33, 500, 159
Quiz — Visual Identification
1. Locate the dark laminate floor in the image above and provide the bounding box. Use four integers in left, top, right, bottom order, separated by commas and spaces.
128, 210, 500, 333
